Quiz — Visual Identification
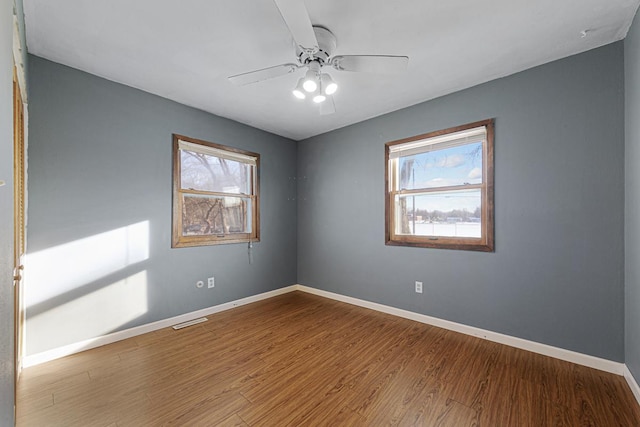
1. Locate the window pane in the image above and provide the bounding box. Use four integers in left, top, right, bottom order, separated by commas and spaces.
180, 150, 251, 194
398, 141, 482, 190
395, 189, 481, 238
182, 195, 252, 236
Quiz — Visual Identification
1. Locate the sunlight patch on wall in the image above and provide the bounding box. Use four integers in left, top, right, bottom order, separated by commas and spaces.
25, 221, 149, 307
27, 270, 149, 344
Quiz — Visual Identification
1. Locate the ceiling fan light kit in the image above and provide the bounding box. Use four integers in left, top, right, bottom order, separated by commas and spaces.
228, 0, 409, 113
295, 61, 335, 104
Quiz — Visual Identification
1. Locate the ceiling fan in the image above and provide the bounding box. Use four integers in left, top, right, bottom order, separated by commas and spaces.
228, 0, 409, 114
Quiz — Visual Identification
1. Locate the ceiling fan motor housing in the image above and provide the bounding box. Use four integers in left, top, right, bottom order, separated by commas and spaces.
296, 26, 337, 65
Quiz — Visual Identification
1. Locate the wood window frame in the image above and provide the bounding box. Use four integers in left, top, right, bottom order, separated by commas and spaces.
385, 119, 494, 252
172, 134, 260, 248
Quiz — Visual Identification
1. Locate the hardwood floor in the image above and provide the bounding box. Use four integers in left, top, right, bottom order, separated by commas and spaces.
17, 291, 640, 426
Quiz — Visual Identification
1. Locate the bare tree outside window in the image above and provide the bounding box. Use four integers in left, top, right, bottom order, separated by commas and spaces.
172, 134, 259, 247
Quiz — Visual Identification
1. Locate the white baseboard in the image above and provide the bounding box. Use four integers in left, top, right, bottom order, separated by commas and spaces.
295, 285, 625, 376
624, 365, 640, 405
24, 283, 629, 385
23, 285, 298, 368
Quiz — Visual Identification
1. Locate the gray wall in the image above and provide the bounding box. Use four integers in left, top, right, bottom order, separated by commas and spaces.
298, 43, 625, 361
26, 56, 297, 355
0, 0, 15, 422
23, 33, 633, 367
626, 9, 640, 380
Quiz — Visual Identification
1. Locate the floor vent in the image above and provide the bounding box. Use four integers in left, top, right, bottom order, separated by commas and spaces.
172, 317, 208, 330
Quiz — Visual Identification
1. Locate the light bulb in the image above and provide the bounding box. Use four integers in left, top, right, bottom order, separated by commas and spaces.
303, 79, 317, 92
302, 68, 318, 92
292, 78, 307, 99
321, 74, 338, 95
313, 94, 326, 103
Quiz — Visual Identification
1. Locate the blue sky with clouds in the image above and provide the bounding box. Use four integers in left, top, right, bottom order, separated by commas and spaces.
399, 141, 482, 212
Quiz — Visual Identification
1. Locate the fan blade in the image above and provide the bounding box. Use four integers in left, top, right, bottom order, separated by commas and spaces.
273, 0, 319, 52
330, 55, 409, 74
319, 95, 335, 115
228, 63, 298, 86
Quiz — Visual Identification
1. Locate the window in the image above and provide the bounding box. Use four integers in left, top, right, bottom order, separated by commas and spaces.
172, 134, 260, 247
385, 119, 494, 251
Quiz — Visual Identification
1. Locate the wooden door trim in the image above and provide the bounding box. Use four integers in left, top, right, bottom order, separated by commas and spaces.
13, 65, 26, 389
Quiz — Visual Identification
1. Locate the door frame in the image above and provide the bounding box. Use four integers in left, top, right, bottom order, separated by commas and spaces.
13, 64, 26, 392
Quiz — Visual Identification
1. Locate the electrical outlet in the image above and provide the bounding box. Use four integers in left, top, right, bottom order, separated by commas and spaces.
207, 277, 215, 288
415, 281, 423, 294
196, 280, 204, 288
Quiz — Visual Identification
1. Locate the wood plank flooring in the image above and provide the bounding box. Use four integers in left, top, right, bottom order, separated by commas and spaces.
17, 291, 640, 426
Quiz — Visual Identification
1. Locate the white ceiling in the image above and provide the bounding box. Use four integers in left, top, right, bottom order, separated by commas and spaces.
23, 0, 640, 141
